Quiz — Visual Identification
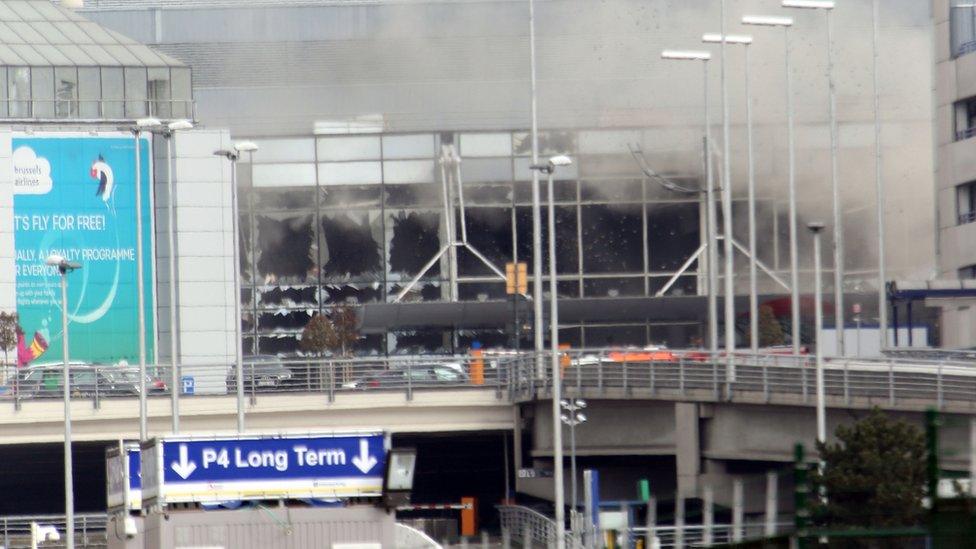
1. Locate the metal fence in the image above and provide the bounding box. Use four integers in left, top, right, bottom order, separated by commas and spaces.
0, 514, 106, 549
4, 349, 976, 412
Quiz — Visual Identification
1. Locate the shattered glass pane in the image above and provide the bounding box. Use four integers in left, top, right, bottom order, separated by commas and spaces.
514, 180, 576, 205
239, 214, 253, 283
258, 309, 312, 331
386, 210, 442, 278
581, 179, 641, 202
649, 275, 697, 297
581, 204, 643, 273
457, 207, 511, 277
515, 206, 579, 274
387, 282, 443, 303
583, 277, 646, 298
255, 213, 316, 284
254, 188, 316, 210
384, 183, 441, 208
320, 210, 383, 281
390, 329, 450, 354
464, 183, 512, 206
321, 185, 382, 208
459, 282, 506, 301
647, 202, 700, 272
512, 130, 577, 156
323, 283, 383, 305
258, 286, 318, 308
258, 335, 300, 355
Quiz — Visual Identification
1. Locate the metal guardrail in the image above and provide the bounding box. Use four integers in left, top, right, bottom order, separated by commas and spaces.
512, 349, 976, 412
633, 522, 793, 548
3, 348, 975, 412
0, 513, 106, 549
395, 522, 444, 549
498, 505, 583, 548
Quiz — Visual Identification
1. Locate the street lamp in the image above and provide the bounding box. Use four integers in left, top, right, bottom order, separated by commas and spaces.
530, 154, 572, 549
661, 50, 718, 355
132, 116, 161, 441
742, 14, 798, 356
871, 0, 888, 351
807, 222, 826, 444
528, 0, 544, 375
560, 398, 587, 515
160, 119, 193, 434
716, 0, 736, 384
783, 0, 844, 356
214, 141, 258, 434
45, 253, 80, 549
703, 33, 757, 359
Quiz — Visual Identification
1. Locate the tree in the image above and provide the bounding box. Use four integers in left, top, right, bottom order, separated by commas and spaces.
0, 312, 17, 366
812, 409, 927, 531
299, 306, 359, 357
758, 304, 785, 347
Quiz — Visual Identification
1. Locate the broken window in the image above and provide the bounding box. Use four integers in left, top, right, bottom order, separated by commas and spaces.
647, 202, 700, 272
581, 204, 643, 273
515, 206, 579, 274
387, 211, 442, 278
457, 207, 511, 277
255, 213, 316, 284
583, 277, 645, 298
323, 283, 383, 305
320, 210, 383, 281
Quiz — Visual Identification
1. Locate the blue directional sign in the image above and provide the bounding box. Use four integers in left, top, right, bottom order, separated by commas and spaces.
141, 433, 386, 506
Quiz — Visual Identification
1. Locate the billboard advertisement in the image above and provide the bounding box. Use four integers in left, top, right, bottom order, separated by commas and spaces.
13, 133, 155, 364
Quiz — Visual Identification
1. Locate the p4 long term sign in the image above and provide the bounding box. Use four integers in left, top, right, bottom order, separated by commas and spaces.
141, 433, 386, 506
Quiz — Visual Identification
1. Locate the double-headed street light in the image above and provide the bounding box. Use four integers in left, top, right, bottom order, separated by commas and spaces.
131, 116, 161, 441
530, 154, 572, 549
560, 398, 587, 514
783, 0, 844, 356
46, 253, 81, 549
214, 141, 259, 434
741, 14, 798, 356
661, 50, 718, 355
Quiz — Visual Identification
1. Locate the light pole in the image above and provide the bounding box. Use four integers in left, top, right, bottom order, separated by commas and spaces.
163, 119, 193, 434
46, 253, 80, 549
530, 154, 572, 549
784, 0, 843, 356
718, 0, 736, 382
132, 116, 161, 442
872, 0, 888, 351
214, 141, 258, 434
742, 15, 797, 354
560, 398, 587, 514
808, 222, 826, 444
528, 0, 544, 375
661, 50, 717, 354
703, 33, 755, 355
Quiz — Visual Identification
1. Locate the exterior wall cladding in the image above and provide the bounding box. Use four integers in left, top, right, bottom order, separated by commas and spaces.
84, 0, 937, 354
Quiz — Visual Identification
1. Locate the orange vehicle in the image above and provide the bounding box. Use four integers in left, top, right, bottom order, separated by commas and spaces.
607, 346, 676, 363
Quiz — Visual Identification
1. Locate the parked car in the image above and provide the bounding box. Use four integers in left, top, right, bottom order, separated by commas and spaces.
17, 363, 167, 398
342, 362, 467, 390
227, 355, 294, 392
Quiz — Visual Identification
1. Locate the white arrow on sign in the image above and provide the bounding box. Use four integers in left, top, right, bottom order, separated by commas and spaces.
170, 444, 197, 480
351, 438, 377, 474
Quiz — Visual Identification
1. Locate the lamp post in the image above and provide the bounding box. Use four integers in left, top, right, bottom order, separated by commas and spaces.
132, 117, 161, 441
871, 0, 888, 351
742, 15, 797, 355
783, 0, 843, 356
528, 0, 544, 375
163, 119, 193, 434
661, 50, 717, 355
703, 33, 755, 355
717, 0, 736, 383
530, 154, 573, 549
46, 253, 80, 549
560, 398, 587, 514
808, 222, 826, 444
214, 141, 258, 434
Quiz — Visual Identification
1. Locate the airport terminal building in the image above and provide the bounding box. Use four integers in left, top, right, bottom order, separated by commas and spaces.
77, 0, 944, 355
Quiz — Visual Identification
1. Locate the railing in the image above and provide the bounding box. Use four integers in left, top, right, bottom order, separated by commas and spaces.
4, 349, 976, 412
0, 98, 195, 122
498, 505, 582, 548
633, 522, 793, 548
512, 349, 976, 412
0, 513, 106, 549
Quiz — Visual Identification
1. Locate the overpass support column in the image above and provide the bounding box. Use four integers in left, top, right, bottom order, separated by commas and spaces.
675, 402, 701, 498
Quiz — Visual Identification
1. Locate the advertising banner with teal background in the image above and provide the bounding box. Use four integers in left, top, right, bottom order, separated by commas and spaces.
13, 134, 155, 364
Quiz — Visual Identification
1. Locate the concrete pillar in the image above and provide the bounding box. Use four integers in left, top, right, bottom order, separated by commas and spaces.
675, 403, 701, 498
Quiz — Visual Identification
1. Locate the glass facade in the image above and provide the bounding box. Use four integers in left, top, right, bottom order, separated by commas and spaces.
0, 65, 191, 119
239, 130, 705, 355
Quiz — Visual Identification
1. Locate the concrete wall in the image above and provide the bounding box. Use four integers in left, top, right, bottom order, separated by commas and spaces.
0, 130, 15, 313
125, 506, 394, 549
153, 129, 236, 367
